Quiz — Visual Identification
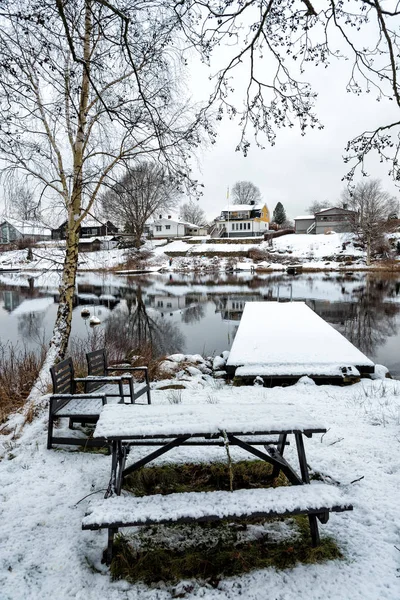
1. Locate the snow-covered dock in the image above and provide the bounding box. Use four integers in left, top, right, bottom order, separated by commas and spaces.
226, 302, 375, 384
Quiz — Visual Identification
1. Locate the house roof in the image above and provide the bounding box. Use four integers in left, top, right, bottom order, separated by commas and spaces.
315, 206, 354, 215
1, 217, 51, 236
151, 215, 199, 228
221, 203, 265, 212
78, 235, 118, 243
294, 215, 315, 220
55, 214, 115, 229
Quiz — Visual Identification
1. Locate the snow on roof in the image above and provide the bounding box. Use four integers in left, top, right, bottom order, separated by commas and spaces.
11, 296, 54, 315
315, 206, 354, 214
151, 214, 200, 228
78, 235, 117, 243
227, 302, 374, 374
80, 215, 106, 227
294, 215, 315, 220
2, 217, 51, 236
221, 203, 264, 212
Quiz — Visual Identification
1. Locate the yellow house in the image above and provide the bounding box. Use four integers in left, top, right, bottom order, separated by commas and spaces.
211, 202, 270, 238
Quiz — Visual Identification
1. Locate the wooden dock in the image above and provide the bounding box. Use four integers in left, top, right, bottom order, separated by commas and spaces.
226, 302, 375, 385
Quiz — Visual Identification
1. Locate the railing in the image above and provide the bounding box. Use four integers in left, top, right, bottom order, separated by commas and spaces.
306, 221, 316, 234
276, 284, 293, 302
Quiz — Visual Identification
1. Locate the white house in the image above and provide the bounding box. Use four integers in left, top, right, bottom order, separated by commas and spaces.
149, 214, 205, 238
210, 202, 270, 238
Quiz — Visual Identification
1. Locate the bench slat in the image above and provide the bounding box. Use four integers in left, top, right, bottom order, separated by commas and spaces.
82, 484, 352, 530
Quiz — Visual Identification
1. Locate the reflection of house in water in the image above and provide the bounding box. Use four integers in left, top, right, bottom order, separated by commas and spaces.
2, 290, 22, 312
145, 292, 205, 318
214, 295, 261, 321
53, 284, 121, 310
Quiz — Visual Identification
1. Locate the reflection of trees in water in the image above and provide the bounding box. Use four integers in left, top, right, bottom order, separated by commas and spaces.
17, 312, 45, 344
105, 286, 184, 358
335, 276, 400, 356
181, 304, 205, 324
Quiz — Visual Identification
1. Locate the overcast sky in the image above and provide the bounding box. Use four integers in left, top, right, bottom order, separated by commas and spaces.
1, 7, 399, 226
189, 44, 400, 222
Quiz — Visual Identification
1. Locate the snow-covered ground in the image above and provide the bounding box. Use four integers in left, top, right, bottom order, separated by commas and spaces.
1, 365, 399, 600
0, 232, 395, 275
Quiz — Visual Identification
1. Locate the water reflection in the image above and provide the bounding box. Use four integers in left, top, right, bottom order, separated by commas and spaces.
1, 271, 400, 374
105, 284, 185, 358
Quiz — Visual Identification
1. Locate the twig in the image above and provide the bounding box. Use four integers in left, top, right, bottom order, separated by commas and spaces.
350, 475, 364, 484
329, 437, 344, 446
74, 488, 108, 506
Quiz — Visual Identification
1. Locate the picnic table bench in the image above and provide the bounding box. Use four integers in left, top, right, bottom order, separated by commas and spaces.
83, 402, 353, 563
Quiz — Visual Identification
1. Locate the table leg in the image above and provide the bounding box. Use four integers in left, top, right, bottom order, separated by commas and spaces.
294, 432, 310, 483
116, 443, 128, 496
294, 432, 321, 544
105, 440, 118, 498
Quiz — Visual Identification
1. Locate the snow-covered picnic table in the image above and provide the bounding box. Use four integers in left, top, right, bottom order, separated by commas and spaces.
84, 403, 353, 563
93, 403, 327, 496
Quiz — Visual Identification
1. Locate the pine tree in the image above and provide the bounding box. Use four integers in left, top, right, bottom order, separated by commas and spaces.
272, 202, 286, 225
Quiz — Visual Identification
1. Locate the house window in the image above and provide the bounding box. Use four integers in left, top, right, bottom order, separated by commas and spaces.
165, 225, 171, 230
157, 301, 164, 307
240, 223, 243, 230
166, 302, 172, 308
248, 223, 251, 230
232, 223, 235, 230
156, 226, 162, 231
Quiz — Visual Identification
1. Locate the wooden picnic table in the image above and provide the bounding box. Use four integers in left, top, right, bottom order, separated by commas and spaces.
93, 402, 327, 497
84, 403, 354, 563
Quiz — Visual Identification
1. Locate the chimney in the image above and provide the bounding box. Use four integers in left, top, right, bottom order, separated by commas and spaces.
159, 215, 162, 219
343, 203, 348, 210
168, 215, 171, 219
250, 200, 255, 205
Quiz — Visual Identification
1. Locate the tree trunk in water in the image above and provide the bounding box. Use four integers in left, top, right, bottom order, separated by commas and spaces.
366, 237, 371, 266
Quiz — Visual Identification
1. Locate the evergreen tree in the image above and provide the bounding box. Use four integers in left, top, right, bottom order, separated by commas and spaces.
272, 202, 286, 225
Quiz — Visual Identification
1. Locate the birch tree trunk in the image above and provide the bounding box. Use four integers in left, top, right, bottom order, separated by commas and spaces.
49, 1, 91, 361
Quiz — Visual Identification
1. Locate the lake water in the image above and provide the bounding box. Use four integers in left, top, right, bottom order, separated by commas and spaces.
1, 270, 400, 376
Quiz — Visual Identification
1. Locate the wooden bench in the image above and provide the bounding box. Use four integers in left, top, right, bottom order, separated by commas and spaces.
86, 349, 151, 404
82, 484, 353, 564
48, 357, 128, 449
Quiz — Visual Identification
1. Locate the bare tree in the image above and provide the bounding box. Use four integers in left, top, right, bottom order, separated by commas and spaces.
306, 201, 331, 215
5, 181, 39, 221
102, 163, 180, 248
342, 180, 396, 265
180, 200, 208, 226
172, 1, 400, 182
0, 1, 209, 368
231, 181, 262, 205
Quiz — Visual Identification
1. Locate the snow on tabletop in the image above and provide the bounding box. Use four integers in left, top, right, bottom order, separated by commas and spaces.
93, 402, 326, 439
83, 483, 351, 527
227, 302, 374, 370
